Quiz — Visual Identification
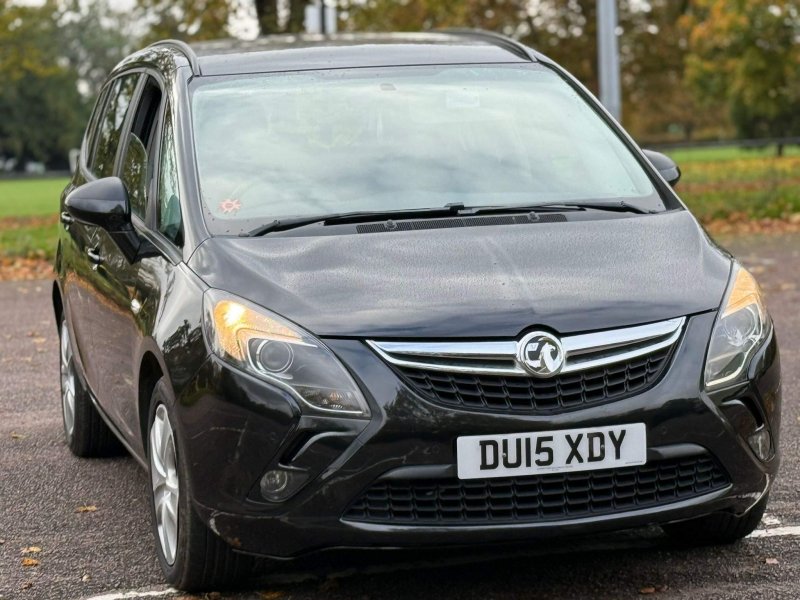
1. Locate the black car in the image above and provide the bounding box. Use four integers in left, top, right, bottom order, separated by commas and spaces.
54, 31, 781, 591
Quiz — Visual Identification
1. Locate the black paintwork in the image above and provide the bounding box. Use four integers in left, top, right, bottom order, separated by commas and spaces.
53, 32, 781, 560
189, 210, 731, 338
65, 177, 131, 231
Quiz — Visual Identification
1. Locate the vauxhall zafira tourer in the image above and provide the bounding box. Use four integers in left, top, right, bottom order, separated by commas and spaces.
54, 32, 781, 590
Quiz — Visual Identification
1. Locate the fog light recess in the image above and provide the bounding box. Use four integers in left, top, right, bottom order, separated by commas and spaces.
748, 427, 772, 461
259, 467, 308, 502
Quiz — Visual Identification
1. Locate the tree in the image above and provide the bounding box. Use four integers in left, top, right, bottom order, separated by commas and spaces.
254, 0, 280, 34
55, 0, 133, 97
622, 0, 726, 142
342, 0, 718, 141
135, 0, 308, 39
0, 2, 85, 168
683, 0, 800, 145
136, 0, 236, 42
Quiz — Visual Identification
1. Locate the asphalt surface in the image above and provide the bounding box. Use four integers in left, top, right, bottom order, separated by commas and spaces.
0, 233, 798, 600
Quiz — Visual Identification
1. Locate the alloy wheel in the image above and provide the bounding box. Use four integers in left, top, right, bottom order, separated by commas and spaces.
150, 404, 180, 566
59, 322, 76, 439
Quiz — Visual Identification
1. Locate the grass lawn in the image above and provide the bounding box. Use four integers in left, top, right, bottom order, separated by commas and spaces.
0, 178, 66, 260
671, 145, 800, 221
0, 178, 66, 218
0, 218, 58, 260
666, 144, 800, 164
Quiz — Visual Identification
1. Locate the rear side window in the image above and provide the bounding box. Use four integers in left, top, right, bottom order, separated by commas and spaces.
90, 74, 140, 178
83, 88, 109, 168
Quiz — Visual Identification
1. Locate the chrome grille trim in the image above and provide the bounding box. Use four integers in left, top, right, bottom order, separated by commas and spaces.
367, 317, 685, 377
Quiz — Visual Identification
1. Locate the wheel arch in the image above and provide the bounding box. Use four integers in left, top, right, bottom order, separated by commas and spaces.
137, 347, 168, 455
52, 281, 64, 329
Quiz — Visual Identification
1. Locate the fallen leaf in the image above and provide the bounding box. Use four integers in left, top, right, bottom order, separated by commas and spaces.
259, 592, 285, 600
81, 574, 91, 582
21, 558, 39, 567
21, 547, 41, 555
20, 582, 33, 590
765, 557, 779, 565
10, 432, 26, 440
639, 587, 656, 595
75, 505, 98, 513
0, 259, 53, 282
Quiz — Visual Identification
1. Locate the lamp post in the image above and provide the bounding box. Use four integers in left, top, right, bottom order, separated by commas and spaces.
305, 0, 337, 34
597, 0, 622, 121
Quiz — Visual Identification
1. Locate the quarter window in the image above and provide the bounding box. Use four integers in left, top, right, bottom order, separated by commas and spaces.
90, 74, 140, 178
119, 77, 163, 219
157, 103, 182, 245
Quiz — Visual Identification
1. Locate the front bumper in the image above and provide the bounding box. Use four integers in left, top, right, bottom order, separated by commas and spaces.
175, 311, 781, 558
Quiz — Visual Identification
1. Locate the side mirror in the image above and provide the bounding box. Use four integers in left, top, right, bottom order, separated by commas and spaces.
65, 177, 141, 262
642, 149, 681, 187
66, 177, 132, 231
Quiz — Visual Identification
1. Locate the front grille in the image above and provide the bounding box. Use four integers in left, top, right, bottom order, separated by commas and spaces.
397, 345, 673, 413
344, 455, 729, 525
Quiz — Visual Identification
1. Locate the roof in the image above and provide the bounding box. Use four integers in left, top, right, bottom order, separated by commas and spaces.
150, 31, 536, 77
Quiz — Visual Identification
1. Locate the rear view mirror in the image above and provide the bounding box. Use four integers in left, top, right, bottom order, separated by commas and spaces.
66, 177, 131, 231
642, 149, 681, 187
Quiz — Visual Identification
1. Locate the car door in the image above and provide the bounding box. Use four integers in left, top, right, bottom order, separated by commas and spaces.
88, 74, 166, 444
122, 95, 192, 452
61, 86, 108, 382
63, 74, 140, 396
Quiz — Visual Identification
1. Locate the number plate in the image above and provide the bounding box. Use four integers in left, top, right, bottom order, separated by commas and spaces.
456, 424, 646, 480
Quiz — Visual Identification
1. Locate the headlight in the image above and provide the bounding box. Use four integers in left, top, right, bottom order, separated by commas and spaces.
203, 289, 370, 417
704, 265, 770, 389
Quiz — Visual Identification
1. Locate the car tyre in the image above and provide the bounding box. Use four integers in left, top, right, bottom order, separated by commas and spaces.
662, 494, 769, 545
59, 317, 122, 457
147, 378, 254, 591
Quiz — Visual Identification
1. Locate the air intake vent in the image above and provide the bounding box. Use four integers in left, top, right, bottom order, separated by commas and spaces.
356, 213, 567, 234
344, 454, 730, 526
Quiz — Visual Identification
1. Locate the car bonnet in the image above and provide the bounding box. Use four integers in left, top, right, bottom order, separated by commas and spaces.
188, 210, 731, 339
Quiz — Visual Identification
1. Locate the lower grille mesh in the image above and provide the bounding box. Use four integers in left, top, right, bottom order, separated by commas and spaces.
344, 455, 729, 525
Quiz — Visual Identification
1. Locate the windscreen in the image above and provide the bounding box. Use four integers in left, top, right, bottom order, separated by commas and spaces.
191, 64, 663, 234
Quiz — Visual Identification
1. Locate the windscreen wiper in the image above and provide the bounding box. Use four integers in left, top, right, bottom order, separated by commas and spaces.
245, 200, 652, 237
460, 201, 654, 216
245, 204, 467, 237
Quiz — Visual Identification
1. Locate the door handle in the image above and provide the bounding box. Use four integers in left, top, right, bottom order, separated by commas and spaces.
60, 211, 74, 225
87, 248, 103, 265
